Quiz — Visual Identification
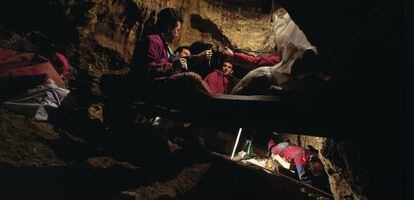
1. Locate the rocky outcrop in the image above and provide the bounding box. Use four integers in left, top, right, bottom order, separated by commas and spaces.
320, 139, 368, 200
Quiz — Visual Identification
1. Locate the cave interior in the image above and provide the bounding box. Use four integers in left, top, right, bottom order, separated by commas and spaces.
0, 0, 405, 200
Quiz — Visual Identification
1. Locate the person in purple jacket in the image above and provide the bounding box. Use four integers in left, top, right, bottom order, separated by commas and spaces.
131, 8, 211, 95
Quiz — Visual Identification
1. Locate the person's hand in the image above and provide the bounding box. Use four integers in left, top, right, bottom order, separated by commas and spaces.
224, 47, 234, 57
223, 71, 235, 79
179, 58, 188, 70
197, 49, 213, 60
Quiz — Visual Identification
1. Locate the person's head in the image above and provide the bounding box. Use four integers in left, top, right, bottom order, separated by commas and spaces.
307, 150, 324, 176
190, 41, 213, 55
222, 61, 233, 74
309, 161, 324, 177
156, 8, 183, 42
175, 46, 191, 57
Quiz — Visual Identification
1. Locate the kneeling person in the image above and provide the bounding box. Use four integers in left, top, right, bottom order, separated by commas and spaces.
267, 140, 324, 185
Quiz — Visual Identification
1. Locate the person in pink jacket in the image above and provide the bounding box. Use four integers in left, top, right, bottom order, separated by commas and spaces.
131, 8, 212, 96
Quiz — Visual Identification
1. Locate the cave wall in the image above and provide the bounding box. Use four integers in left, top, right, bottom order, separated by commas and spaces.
175, 0, 275, 51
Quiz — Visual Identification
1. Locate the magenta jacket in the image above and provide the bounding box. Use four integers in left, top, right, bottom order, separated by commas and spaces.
131, 34, 178, 81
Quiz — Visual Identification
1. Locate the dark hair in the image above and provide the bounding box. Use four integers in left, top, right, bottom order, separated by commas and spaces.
190, 41, 213, 55
222, 58, 232, 64
156, 8, 183, 34
174, 46, 191, 54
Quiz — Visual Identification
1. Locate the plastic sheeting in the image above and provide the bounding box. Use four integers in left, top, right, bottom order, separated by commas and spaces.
262, 12, 317, 74
3, 79, 70, 121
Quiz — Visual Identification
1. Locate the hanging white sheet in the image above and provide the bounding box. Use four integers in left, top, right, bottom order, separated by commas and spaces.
262, 12, 318, 74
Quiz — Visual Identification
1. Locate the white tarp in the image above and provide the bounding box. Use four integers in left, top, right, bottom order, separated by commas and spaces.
262, 12, 318, 74
3, 79, 70, 121
244, 158, 267, 168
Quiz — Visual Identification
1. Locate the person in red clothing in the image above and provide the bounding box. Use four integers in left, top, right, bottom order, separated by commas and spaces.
223, 47, 282, 71
267, 140, 324, 185
204, 61, 239, 94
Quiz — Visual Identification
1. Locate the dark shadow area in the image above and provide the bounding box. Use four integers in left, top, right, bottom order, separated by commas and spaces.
0, 0, 78, 45
278, 0, 403, 199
